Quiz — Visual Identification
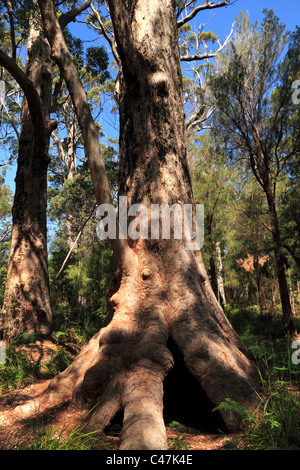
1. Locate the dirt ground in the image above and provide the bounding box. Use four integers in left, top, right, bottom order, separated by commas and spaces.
0, 383, 240, 451
0, 341, 242, 451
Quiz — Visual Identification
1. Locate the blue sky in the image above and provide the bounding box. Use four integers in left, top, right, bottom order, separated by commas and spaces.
195, 0, 299, 40
1, 0, 299, 192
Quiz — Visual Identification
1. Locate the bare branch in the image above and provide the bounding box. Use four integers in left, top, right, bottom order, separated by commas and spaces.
0, 227, 12, 243
186, 107, 213, 132
52, 130, 66, 163
1, 99, 19, 137
181, 51, 216, 62
59, 0, 92, 30
50, 204, 96, 287
0, 155, 17, 167
177, 0, 231, 29
180, 22, 234, 61
90, 2, 120, 65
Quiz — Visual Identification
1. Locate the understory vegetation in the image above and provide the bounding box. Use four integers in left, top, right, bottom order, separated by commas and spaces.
0, 308, 299, 450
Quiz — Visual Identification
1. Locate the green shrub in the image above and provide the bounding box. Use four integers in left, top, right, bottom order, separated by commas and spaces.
18, 422, 105, 450
0, 345, 40, 391
215, 336, 300, 450
224, 305, 287, 339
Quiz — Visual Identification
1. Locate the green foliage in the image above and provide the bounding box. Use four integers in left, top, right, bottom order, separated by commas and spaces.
168, 431, 190, 450
43, 347, 73, 376
0, 0, 32, 44
86, 46, 110, 81
47, 141, 117, 335
209, 10, 290, 163
168, 420, 181, 428
49, 236, 112, 337
215, 334, 300, 450
0, 173, 12, 217
226, 302, 300, 341
0, 337, 74, 392
213, 307, 300, 451
64, 28, 84, 70
18, 422, 105, 450
0, 345, 40, 391
201, 9, 300, 322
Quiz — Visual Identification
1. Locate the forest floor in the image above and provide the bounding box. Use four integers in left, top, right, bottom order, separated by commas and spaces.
0, 340, 241, 451
0, 380, 240, 451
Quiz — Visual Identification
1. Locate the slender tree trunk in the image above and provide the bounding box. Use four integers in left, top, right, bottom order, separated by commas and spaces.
207, 222, 218, 298
64, 101, 77, 180
265, 185, 296, 335
0, 0, 261, 450
255, 259, 267, 315
215, 241, 226, 306
209, 252, 218, 299
288, 270, 296, 316
52, 103, 78, 249
0, 15, 54, 341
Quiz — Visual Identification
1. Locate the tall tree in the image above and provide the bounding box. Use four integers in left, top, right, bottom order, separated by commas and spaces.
0, 2, 56, 341
0, 0, 260, 450
277, 26, 300, 271
190, 132, 236, 303
209, 10, 300, 336
0, 171, 13, 306
0, 0, 95, 342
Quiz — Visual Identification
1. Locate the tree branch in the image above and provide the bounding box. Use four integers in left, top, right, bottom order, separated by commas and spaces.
180, 22, 234, 62
0, 49, 45, 135
0, 98, 19, 137
37, 0, 129, 267
0, 154, 17, 167
177, 0, 231, 29
186, 108, 213, 136
6, 0, 17, 61
52, 130, 66, 163
0, 227, 12, 244
50, 204, 96, 287
59, 0, 92, 30
90, 2, 120, 65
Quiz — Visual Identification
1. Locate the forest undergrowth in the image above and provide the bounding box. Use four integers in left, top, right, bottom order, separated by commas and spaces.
0, 305, 299, 450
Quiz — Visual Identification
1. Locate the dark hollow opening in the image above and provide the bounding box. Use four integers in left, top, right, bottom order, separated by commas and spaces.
163, 337, 227, 433
105, 409, 124, 437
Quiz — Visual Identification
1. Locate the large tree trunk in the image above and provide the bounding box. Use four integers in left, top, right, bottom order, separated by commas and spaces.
109, 0, 260, 440
0, 15, 54, 342
0, 0, 261, 450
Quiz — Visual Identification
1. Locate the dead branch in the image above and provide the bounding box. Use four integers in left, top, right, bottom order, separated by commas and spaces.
177, 0, 232, 29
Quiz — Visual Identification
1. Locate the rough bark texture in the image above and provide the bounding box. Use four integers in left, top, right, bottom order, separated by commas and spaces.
0, 0, 261, 451
109, 0, 260, 433
0, 15, 54, 341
